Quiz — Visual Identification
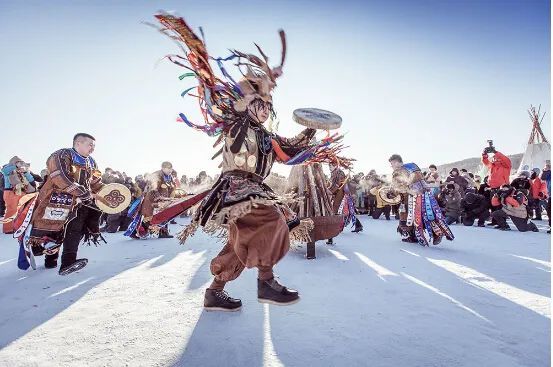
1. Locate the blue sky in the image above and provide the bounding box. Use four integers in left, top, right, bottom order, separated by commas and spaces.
0, 0, 550, 177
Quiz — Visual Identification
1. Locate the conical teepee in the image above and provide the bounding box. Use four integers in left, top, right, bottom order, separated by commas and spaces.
517, 105, 551, 173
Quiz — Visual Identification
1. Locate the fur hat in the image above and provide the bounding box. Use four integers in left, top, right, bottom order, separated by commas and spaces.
9, 156, 28, 167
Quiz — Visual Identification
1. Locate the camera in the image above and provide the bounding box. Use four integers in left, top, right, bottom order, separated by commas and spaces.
441, 184, 454, 195
484, 139, 495, 154
498, 186, 513, 199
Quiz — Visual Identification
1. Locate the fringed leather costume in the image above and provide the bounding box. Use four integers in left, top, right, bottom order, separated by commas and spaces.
13, 148, 105, 269
150, 13, 352, 285
392, 163, 454, 246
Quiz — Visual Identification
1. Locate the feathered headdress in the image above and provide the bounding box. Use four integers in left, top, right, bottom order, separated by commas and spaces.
151, 12, 286, 136
151, 12, 353, 170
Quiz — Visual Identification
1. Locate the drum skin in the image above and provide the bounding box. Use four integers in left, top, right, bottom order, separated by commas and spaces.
293, 108, 342, 130
378, 187, 402, 206
96, 183, 132, 214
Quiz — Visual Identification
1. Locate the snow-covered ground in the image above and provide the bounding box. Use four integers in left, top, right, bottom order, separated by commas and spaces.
0, 217, 550, 367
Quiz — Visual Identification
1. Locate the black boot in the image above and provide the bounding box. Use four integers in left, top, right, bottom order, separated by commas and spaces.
258, 278, 300, 306
326, 238, 334, 245
44, 255, 58, 269
351, 218, 363, 233
59, 258, 88, 275
158, 228, 174, 239
402, 237, 418, 243
306, 242, 316, 260
204, 289, 242, 312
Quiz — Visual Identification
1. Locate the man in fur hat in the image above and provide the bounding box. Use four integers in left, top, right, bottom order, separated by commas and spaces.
2, 156, 36, 234
132, 161, 177, 239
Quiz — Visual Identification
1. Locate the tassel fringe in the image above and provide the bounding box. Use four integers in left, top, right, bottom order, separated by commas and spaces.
289, 218, 314, 244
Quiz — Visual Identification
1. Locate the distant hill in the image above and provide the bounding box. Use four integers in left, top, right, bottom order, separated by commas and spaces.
435, 153, 523, 177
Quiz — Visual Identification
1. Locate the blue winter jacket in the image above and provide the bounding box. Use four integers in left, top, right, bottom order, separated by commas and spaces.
1, 164, 35, 189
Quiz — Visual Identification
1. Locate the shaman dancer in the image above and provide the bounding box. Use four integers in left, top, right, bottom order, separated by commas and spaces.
389, 154, 454, 246
153, 13, 346, 311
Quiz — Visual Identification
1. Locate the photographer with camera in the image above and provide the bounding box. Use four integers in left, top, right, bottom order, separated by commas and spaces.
482, 141, 512, 189
491, 185, 538, 232
445, 168, 469, 197
529, 169, 547, 221
511, 171, 532, 194
511, 171, 532, 218
461, 169, 477, 191
482, 141, 511, 223
438, 183, 462, 225
541, 161, 551, 233
460, 192, 489, 227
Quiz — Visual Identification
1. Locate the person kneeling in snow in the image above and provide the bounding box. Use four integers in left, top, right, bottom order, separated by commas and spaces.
491, 185, 538, 232
438, 183, 462, 225
460, 192, 489, 227
368, 183, 392, 220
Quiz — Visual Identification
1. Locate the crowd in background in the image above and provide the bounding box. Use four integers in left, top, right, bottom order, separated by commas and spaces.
348, 150, 551, 234
2, 150, 550, 235
0, 158, 220, 235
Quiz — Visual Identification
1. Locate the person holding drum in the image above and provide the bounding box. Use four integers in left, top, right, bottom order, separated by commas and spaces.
285, 108, 354, 259
153, 13, 348, 311
16, 133, 106, 275
388, 154, 454, 246
128, 161, 177, 239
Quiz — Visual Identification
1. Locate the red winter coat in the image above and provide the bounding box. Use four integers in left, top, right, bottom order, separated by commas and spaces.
482, 151, 511, 189
492, 192, 529, 218
530, 178, 547, 199
491, 195, 521, 208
